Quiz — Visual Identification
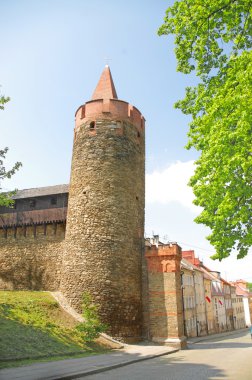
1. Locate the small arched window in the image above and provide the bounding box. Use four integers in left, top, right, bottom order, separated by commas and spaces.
90, 121, 95, 130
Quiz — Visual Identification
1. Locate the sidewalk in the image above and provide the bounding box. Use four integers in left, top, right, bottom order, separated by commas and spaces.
0, 343, 178, 380
1, 329, 248, 380
187, 328, 248, 344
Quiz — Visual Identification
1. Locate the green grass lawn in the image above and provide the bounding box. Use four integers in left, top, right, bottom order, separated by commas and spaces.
0, 291, 108, 368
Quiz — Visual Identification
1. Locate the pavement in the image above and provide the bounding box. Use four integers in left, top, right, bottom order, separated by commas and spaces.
0, 343, 178, 380
0, 329, 248, 380
186, 327, 248, 344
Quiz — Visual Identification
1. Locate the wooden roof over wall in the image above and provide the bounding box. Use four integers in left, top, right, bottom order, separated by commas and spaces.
0, 208, 67, 228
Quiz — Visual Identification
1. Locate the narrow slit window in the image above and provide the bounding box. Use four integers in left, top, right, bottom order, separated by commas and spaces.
90, 121, 95, 130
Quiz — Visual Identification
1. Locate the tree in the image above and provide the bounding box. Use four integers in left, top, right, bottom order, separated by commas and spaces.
248, 282, 252, 292
0, 93, 10, 110
158, 0, 252, 260
0, 93, 22, 206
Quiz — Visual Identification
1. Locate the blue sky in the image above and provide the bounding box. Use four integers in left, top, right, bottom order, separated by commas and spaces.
1, 0, 251, 281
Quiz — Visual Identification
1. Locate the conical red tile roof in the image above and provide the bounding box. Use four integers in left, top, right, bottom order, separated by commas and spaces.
91, 65, 118, 100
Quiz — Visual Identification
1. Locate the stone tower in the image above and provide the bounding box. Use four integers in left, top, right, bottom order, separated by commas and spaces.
60, 66, 145, 341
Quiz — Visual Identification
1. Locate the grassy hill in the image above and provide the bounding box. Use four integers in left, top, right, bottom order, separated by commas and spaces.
0, 291, 108, 368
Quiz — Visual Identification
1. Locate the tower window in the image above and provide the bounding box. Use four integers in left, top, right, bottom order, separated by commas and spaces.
90, 121, 96, 130
137, 131, 141, 138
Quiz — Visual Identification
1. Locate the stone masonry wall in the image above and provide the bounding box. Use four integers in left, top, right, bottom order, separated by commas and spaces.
0, 223, 65, 290
60, 113, 145, 342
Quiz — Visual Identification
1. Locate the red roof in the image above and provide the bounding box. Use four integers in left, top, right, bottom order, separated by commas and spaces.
182, 250, 200, 266
92, 65, 118, 100
230, 280, 252, 297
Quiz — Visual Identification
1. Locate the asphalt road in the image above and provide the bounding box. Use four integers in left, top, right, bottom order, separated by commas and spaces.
81, 331, 252, 380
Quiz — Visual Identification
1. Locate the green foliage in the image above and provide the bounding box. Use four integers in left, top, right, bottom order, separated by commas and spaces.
158, 0, 252, 76
75, 293, 107, 342
247, 282, 252, 292
159, 0, 252, 260
0, 291, 106, 367
0, 148, 22, 207
0, 94, 10, 109
0, 93, 22, 206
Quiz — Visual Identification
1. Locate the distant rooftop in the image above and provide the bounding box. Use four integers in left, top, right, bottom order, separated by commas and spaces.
181, 258, 203, 273
13, 184, 69, 199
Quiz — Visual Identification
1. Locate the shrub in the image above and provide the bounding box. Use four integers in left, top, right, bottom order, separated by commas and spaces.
75, 293, 107, 342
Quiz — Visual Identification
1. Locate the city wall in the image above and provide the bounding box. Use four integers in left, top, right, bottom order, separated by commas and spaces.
0, 223, 65, 290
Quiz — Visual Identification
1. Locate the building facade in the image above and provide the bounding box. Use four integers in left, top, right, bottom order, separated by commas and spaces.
222, 278, 234, 331
201, 267, 215, 334
181, 259, 197, 337
232, 280, 252, 327
181, 250, 247, 337
231, 285, 246, 330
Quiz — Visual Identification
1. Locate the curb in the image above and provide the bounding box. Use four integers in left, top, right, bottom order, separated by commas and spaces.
48, 349, 179, 380
187, 328, 248, 345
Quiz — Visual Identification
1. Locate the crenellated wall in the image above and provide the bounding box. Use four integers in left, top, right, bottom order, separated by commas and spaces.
144, 243, 186, 348
0, 223, 65, 290
75, 98, 145, 131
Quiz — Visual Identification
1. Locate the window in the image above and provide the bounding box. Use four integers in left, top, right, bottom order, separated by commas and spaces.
51, 197, 57, 205
90, 121, 95, 130
29, 199, 36, 208
183, 274, 193, 286
184, 296, 196, 310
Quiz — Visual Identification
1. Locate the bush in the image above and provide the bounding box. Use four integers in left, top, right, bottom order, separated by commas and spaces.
75, 293, 107, 342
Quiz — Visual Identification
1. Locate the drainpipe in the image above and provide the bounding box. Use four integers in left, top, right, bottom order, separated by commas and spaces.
180, 271, 186, 337
229, 289, 234, 331
233, 315, 236, 330
223, 290, 228, 331
203, 278, 209, 335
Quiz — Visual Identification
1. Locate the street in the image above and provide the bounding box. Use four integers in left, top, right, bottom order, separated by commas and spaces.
82, 331, 252, 380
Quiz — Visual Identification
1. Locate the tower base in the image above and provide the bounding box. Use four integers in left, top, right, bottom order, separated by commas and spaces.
151, 336, 187, 349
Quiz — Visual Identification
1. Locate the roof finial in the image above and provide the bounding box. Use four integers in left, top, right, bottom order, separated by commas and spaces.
104, 56, 112, 67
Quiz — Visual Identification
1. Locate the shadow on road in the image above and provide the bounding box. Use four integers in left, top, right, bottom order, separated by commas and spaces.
187, 331, 252, 350
84, 355, 227, 380
157, 356, 226, 379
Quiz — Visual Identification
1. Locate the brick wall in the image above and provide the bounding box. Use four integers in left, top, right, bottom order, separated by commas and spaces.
144, 243, 186, 348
